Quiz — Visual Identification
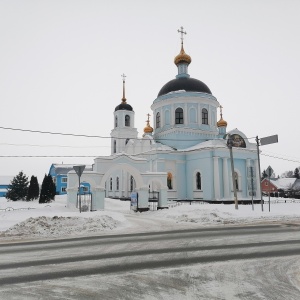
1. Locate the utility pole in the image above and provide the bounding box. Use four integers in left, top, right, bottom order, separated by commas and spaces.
256, 136, 264, 212
227, 134, 238, 210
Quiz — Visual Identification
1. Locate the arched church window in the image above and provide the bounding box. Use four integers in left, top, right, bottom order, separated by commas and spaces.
175, 108, 183, 124
167, 172, 173, 190
202, 108, 208, 125
125, 138, 129, 145
125, 115, 130, 127
130, 175, 134, 192
110, 178, 113, 191
156, 112, 161, 128
113, 140, 116, 153
116, 177, 119, 191
196, 172, 201, 190
234, 172, 239, 190
115, 116, 118, 127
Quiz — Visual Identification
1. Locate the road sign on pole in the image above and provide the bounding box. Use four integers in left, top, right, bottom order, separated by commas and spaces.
256, 134, 278, 212
73, 165, 86, 177
73, 165, 86, 213
260, 135, 278, 146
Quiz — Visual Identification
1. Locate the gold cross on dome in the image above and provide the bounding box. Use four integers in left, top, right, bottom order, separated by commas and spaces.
121, 73, 126, 82
146, 113, 151, 123
177, 26, 187, 43
219, 105, 223, 118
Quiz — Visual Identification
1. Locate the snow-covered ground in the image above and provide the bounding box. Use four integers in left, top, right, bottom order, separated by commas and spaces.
1, 195, 300, 241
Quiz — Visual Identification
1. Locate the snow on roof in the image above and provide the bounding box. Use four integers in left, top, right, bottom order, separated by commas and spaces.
293, 179, 300, 190
0, 176, 14, 185
52, 164, 93, 175
270, 178, 296, 189
53, 164, 92, 169
181, 139, 227, 152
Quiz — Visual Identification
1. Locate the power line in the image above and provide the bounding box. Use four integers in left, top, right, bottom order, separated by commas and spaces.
0, 142, 110, 148
0, 125, 257, 142
0, 126, 108, 139
261, 153, 300, 164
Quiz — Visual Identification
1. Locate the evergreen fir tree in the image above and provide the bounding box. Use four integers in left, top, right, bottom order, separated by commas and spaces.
48, 174, 56, 200
6, 171, 29, 201
27, 176, 39, 201
39, 174, 56, 203
294, 168, 300, 179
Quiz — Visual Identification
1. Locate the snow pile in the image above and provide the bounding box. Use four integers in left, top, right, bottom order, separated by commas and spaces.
153, 201, 300, 226
1, 195, 300, 240
2, 215, 117, 238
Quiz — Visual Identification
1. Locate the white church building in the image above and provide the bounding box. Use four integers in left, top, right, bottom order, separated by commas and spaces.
67, 29, 261, 211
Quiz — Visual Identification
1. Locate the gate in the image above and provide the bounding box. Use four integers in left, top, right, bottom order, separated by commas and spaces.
148, 191, 159, 210
77, 193, 93, 212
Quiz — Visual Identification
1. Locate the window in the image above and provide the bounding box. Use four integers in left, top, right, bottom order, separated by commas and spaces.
115, 116, 118, 127
61, 187, 67, 193
113, 140, 117, 153
175, 108, 183, 124
156, 112, 161, 128
110, 178, 113, 191
202, 108, 208, 125
265, 181, 268, 186
61, 177, 67, 183
125, 115, 130, 127
130, 176, 134, 192
116, 177, 119, 191
167, 172, 173, 190
82, 187, 89, 192
234, 172, 239, 190
196, 172, 201, 190
125, 138, 129, 145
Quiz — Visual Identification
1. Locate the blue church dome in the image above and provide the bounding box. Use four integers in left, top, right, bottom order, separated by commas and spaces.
114, 103, 133, 111
157, 77, 212, 97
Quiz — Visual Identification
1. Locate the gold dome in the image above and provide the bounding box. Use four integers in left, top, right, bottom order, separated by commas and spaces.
217, 118, 227, 127
217, 105, 227, 127
144, 124, 153, 134
144, 114, 153, 134
174, 43, 192, 66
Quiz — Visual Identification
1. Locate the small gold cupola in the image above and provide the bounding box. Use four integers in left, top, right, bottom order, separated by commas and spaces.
143, 113, 153, 135
174, 26, 191, 65
217, 105, 228, 127
174, 26, 191, 78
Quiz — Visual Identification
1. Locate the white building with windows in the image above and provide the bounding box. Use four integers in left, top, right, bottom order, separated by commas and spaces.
67, 30, 261, 211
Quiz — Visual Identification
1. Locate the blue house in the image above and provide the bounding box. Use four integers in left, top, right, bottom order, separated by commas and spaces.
49, 164, 92, 195
0, 176, 14, 197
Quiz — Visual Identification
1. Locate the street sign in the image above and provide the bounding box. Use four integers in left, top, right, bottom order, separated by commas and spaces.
73, 165, 86, 177
266, 166, 274, 178
260, 135, 278, 146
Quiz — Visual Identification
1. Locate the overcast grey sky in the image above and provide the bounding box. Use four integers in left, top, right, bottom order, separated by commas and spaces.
0, 0, 299, 182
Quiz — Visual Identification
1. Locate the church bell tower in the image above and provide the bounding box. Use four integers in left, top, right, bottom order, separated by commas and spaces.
110, 74, 138, 154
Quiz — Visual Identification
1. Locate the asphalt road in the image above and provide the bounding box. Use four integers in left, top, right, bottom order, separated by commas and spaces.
1, 224, 300, 299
